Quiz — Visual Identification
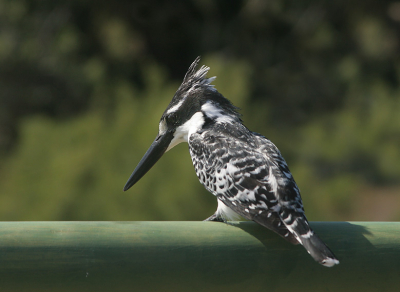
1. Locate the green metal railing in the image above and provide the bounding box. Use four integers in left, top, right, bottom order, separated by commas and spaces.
0, 221, 399, 291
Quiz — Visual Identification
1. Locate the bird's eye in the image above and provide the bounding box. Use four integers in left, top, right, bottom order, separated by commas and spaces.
166, 113, 178, 125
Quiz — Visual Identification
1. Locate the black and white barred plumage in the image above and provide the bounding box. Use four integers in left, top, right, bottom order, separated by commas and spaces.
124, 57, 339, 267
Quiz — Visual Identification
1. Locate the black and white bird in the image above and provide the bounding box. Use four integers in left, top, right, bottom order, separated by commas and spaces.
124, 57, 339, 267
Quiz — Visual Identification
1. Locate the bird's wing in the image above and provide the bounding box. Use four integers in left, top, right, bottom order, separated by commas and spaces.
254, 134, 339, 266
252, 134, 312, 242
189, 130, 300, 244
190, 129, 339, 266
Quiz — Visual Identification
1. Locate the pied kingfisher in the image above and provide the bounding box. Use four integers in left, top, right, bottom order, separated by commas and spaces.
124, 57, 339, 267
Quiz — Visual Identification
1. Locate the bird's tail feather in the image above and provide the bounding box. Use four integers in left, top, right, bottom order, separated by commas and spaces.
300, 231, 339, 267
282, 212, 339, 267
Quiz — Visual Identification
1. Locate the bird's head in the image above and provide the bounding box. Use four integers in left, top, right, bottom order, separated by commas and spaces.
123, 56, 240, 191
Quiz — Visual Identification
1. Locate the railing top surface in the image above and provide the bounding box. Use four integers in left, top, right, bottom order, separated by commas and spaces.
0, 221, 399, 292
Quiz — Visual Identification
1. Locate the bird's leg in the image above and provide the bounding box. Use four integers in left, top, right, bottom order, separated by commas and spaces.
203, 212, 226, 222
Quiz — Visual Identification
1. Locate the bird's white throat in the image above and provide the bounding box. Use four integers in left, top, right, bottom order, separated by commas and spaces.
166, 111, 205, 151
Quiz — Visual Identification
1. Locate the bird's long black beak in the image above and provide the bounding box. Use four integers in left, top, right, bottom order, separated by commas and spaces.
123, 131, 174, 191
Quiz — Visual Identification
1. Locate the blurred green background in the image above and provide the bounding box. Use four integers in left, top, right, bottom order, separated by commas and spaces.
0, 0, 399, 221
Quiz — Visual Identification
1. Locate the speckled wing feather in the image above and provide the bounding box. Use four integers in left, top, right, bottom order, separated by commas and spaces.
189, 124, 338, 266
189, 123, 301, 244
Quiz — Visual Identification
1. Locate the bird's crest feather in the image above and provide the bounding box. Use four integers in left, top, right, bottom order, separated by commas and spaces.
166, 56, 241, 122
179, 56, 216, 94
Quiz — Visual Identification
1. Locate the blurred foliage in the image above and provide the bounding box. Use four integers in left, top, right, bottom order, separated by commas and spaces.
0, 0, 399, 221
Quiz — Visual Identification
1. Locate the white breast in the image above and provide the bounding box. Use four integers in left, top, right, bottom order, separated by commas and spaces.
216, 199, 242, 221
